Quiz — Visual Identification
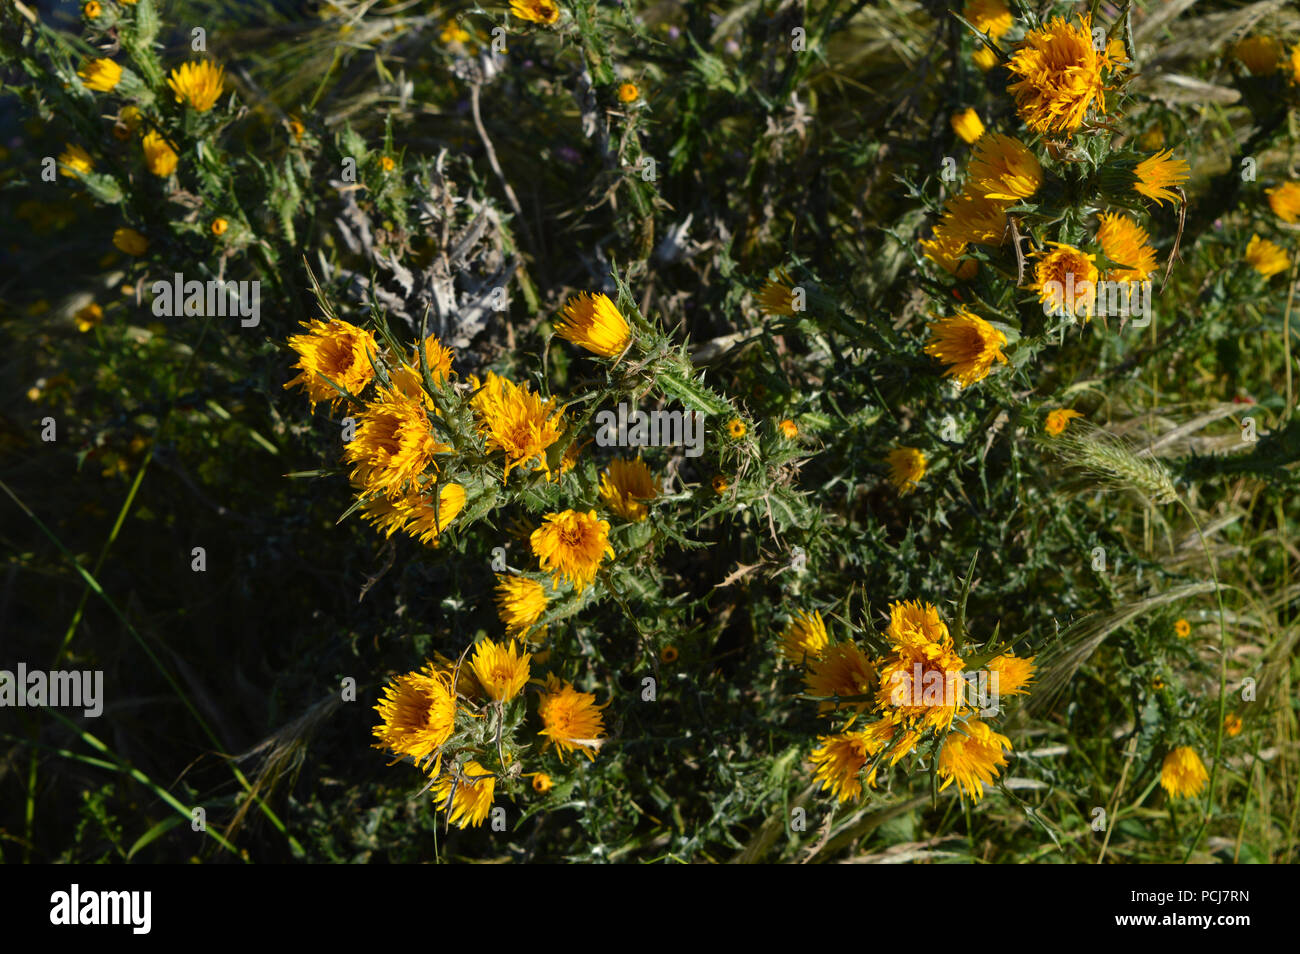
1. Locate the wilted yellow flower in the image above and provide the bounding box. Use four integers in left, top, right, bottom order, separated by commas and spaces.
345, 388, 451, 498
757, 267, 801, 316
1266, 181, 1300, 224
78, 58, 122, 92
779, 609, 829, 663
803, 642, 877, 713
141, 131, 178, 177
967, 133, 1042, 201
1044, 407, 1083, 436
496, 574, 548, 638
1159, 746, 1208, 799
1133, 150, 1189, 206
112, 227, 148, 256
1224, 713, 1243, 737
469, 638, 531, 702
210, 217, 228, 236
1245, 234, 1291, 278
431, 762, 497, 828
58, 144, 94, 178
372, 663, 456, 772
599, 456, 661, 522
886, 446, 926, 494
530, 509, 613, 590
284, 318, 379, 410
1233, 36, 1281, 76
924, 307, 1008, 388
618, 82, 640, 103
510, 0, 560, 26
1005, 15, 1106, 135
1096, 212, 1158, 283
937, 720, 1011, 802
537, 673, 607, 762
950, 108, 985, 144
556, 291, 631, 357
167, 60, 225, 112
471, 371, 565, 480
986, 653, 1035, 696
74, 303, 103, 333
1174, 618, 1191, 638
1030, 242, 1099, 319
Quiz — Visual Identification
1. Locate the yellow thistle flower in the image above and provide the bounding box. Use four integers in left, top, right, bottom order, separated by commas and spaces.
510, 0, 560, 26
778, 418, 798, 439
288, 117, 305, 141
284, 317, 379, 410
810, 731, 877, 802
972, 45, 999, 72
1044, 407, 1083, 436
361, 483, 466, 545
495, 574, 548, 638
210, 217, 228, 236
1266, 181, 1300, 224
531, 772, 554, 793
530, 509, 613, 591
440, 21, 472, 45
167, 60, 225, 112
923, 308, 1008, 388
1174, 618, 1191, 638
537, 673, 608, 762
919, 227, 978, 279
83, 1, 102, 17
1030, 242, 1099, 319
660, 645, 678, 663
1159, 746, 1208, 799
986, 653, 1035, 696
1233, 36, 1281, 76
886, 599, 950, 646
1224, 713, 1243, 737
431, 762, 497, 828
967, 133, 1042, 201
78, 58, 122, 92
345, 388, 452, 498
950, 108, 985, 144
469, 638, 531, 702
779, 609, 829, 663
1133, 149, 1189, 206
555, 291, 631, 357
963, 0, 1012, 39
1245, 234, 1291, 279
74, 303, 103, 333
372, 663, 456, 772
470, 371, 565, 480
1005, 15, 1106, 135
617, 82, 640, 103
380, 156, 396, 172
141, 131, 178, 177
1096, 212, 1158, 283
711, 474, 730, 494
757, 267, 800, 316
937, 720, 1011, 802
877, 601, 966, 732
112, 227, 148, 256
803, 642, 877, 713
727, 418, 747, 439
390, 334, 456, 407
1289, 42, 1300, 84
886, 446, 927, 494
58, 144, 94, 178
941, 191, 1009, 247
599, 456, 661, 522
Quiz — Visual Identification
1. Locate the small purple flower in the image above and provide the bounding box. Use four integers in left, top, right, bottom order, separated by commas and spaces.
1213, 218, 1223, 230
667, 25, 681, 41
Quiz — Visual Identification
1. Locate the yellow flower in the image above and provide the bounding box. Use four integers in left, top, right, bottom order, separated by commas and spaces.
877, 600, 966, 732
599, 456, 661, 522
141, 131, 178, 177
803, 642, 877, 713
617, 82, 640, 103
886, 446, 926, 494
1224, 713, 1243, 737
924, 307, 1008, 388
1096, 212, 1158, 283
78, 58, 122, 92
531, 772, 554, 793
360, 483, 466, 545
431, 762, 497, 828
372, 663, 456, 772
779, 609, 829, 663
937, 720, 1012, 802
380, 155, 396, 172
1174, 618, 1191, 638
660, 645, 679, 663
1133, 149, 1189, 206
986, 653, 1035, 696
509, 0, 560, 26
390, 334, 456, 407
288, 117, 305, 141
919, 227, 978, 279
950, 108, 985, 144
530, 509, 613, 591
1245, 234, 1291, 279
58, 144, 94, 178
940, 191, 1009, 247
74, 303, 103, 333
166, 60, 225, 112
757, 267, 801, 316
112, 227, 148, 256
1266, 181, 1300, 224
1030, 242, 1099, 319
1044, 407, 1083, 436
972, 45, 998, 72
1005, 15, 1106, 135
469, 638, 531, 702
470, 371, 565, 480
495, 574, 548, 638
967, 134, 1042, 201
284, 318, 379, 410
810, 731, 876, 802
1233, 36, 1280, 76
711, 474, 730, 494
345, 388, 451, 498
537, 673, 608, 761
727, 418, 747, 439
778, 418, 798, 439
885, 599, 951, 646
1159, 746, 1208, 799
1290, 42, 1300, 85
113, 105, 142, 141
556, 291, 631, 357
83, 1, 102, 17
210, 217, 228, 236
440, 21, 472, 45
964, 0, 1012, 39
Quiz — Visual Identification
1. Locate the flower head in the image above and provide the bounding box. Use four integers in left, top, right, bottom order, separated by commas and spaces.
390, 334, 455, 407
1096, 212, 1158, 282
431, 762, 497, 828
967, 134, 1042, 201
1266, 181, 1300, 224
972, 45, 999, 72
964, 0, 1012, 40
78, 58, 122, 92
530, 509, 613, 590
345, 388, 451, 498
469, 638, 531, 702
711, 474, 730, 494
1224, 713, 1243, 737
618, 82, 640, 103
886, 446, 926, 494
810, 731, 877, 802
113, 227, 148, 256
167, 60, 225, 112
1133, 150, 1189, 206
919, 227, 978, 279
1030, 242, 1099, 319
372, 663, 457, 772
531, 772, 554, 793
556, 292, 631, 357
210, 217, 228, 236
496, 575, 548, 638
757, 267, 801, 316
941, 191, 1009, 247
471, 372, 565, 479
599, 456, 661, 522
726, 418, 747, 439
58, 144, 94, 178
924, 307, 1008, 388
284, 318, 379, 410
75, 303, 103, 333
510, 0, 560, 25
141, 131, 178, 177
803, 642, 877, 713
1005, 16, 1107, 135
361, 483, 466, 545
1159, 746, 1208, 799
937, 720, 1012, 802
1245, 234, 1291, 278
877, 600, 966, 731
1044, 407, 1083, 436
987, 653, 1035, 696
1233, 36, 1281, 76
1174, 618, 1191, 638
537, 673, 607, 761
950, 108, 985, 144
779, 609, 829, 663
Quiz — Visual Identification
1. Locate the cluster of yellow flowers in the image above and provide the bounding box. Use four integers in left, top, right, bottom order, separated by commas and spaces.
782, 601, 1034, 803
